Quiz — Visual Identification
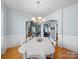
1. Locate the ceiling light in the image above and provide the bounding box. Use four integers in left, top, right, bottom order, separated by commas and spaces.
42, 19, 45, 21
31, 18, 35, 20
31, 17, 46, 24
39, 20, 42, 22
37, 17, 42, 19
33, 20, 37, 22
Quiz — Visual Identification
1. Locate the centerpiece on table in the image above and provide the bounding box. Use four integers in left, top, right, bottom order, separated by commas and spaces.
37, 38, 43, 42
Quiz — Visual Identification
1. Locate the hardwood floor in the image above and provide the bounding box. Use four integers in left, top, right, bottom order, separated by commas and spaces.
54, 47, 78, 59
1, 46, 78, 59
1, 46, 23, 59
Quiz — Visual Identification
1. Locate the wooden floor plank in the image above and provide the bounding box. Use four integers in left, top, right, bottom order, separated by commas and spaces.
1, 46, 23, 59
1, 46, 78, 59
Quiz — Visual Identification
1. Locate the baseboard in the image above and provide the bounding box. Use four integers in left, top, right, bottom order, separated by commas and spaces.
1, 37, 7, 54
58, 35, 78, 52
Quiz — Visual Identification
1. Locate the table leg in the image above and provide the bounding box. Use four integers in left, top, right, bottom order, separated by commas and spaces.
23, 51, 27, 59
42, 55, 46, 59
23, 54, 25, 59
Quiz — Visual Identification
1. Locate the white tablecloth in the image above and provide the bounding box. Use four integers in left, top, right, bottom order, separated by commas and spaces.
19, 37, 55, 58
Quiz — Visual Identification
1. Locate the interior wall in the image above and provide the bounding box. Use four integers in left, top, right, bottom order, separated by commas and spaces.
44, 9, 63, 47
63, 4, 78, 36
62, 4, 78, 52
6, 9, 33, 48
1, 6, 8, 37
7, 9, 33, 35
44, 9, 62, 35
44, 3, 78, 52
1, 5, 8, 54
6, 8, 62, 48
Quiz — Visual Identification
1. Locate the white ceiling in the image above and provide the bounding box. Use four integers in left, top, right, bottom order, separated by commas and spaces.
2, 0, 77, 17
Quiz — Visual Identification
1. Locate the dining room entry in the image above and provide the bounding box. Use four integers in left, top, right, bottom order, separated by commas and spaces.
26, 20, 58, 47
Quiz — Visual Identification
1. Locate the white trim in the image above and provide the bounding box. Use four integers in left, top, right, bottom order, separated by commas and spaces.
58, 35, 78, 52
6, 34, 26, 48
63, 35, 78, 39
1, 36, 7, 54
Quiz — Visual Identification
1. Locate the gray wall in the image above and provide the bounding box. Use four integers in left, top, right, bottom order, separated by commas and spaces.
1, 6, 8, 37
63, 4, 78, 36
1, 7, 33, 52
44, 4, 78, 52
7, 9, 33, 35
1, 6, 8, 54
62, 4, 78, 52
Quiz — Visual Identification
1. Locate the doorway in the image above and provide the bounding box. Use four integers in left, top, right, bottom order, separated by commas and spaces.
26, 20, 58, 46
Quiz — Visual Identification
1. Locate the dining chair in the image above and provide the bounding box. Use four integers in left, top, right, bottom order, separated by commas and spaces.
21, 36, 32, 45
48, 37, 56, 47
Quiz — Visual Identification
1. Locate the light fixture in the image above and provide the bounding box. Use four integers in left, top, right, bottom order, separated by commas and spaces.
42, 19, 45, 21
33, 19, 36, 22
31, 17, 46, 24
31, 18, 35, 20
37, 17, 42, 19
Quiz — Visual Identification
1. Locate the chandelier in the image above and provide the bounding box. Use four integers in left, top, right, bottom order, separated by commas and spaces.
31, 17, 46, 24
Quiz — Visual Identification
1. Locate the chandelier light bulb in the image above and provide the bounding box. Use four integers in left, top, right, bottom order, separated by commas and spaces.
37, 17, 42, 19
39, 20, 42, 22
31, 17, 46, 24
42, 19, 45, 21
31, 18, 35, 20
34, 20, 37, 22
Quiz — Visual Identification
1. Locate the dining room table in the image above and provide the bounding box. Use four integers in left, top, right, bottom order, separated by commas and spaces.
18, 37, 55, 59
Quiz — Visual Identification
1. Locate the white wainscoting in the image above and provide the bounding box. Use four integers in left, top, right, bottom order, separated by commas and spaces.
6, 34, 26, 48
58, 35, 78, 52
1, 37, 7, 54
2, 34, 78, 54
1, 35, 26, 54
